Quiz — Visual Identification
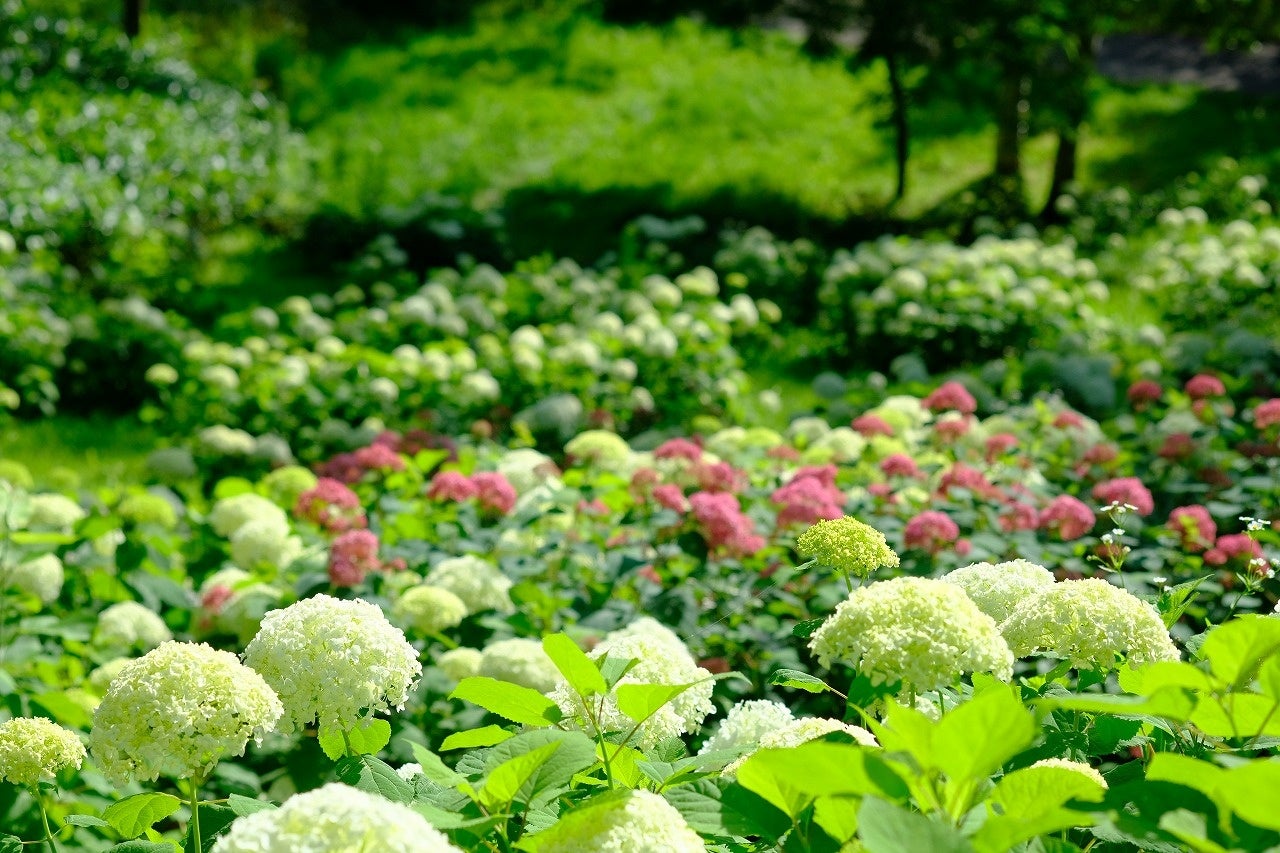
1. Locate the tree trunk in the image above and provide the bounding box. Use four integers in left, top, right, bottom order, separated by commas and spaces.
1043, 29, 1095, 219
123, 0, 143, 40
886, 50, 910, 202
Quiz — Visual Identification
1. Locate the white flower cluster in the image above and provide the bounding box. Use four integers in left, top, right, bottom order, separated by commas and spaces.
478, 638, 560, 693
94, 600, 173, 651
0, 717, 86, 787
551, 617, 714, 749
211, 784, 462, 853
208, 493, 288, 538
698, 700, 796, 756
533, 790, 703, 853
5, 553, 64, 604
723, 716, 878, 779
424, 555, 514, 615
394, 584, 469, 636
26, 493, 86, 530
243, 595, 421, 733
941, 559, 1057, 623
90, 641, 282, 784
809, 577, 1015, 691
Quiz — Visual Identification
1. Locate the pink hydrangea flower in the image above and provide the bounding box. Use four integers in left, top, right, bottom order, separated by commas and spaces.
694, 461, 745, 493
1000, 501, 1040, 532
1052, 411, 1085, 430
985, 433, 1018, 461
353, 443, 405, 473
1081, 444, 1118, 466
654, 438, 703, 462
1253, 399, 1280, 430
328, 529, 381, 587
1158, 433, 1196, 460
934, 416, 972, 442
653, 484, 689, 513
880, 454, 922, 478
1168, 505, 1216, 553
938, 463, 1002, 500
923, 381, 977, 414
472, 472, 517, 515
1039, 495, 1096, 541
426, 471, 478, 502
902, 510, 961, 554
1092, 477, 1155, 516
295, 478, 367, 533
771, 471, 844, 528
690, 491, 765, 557
1185, 374, 1226, 400
851, 414, 895, 438
1127, 380, 1163, 407
1203, 533, 1265, 569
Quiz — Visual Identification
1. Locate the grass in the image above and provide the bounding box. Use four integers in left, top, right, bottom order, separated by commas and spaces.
0, 416, 160, 489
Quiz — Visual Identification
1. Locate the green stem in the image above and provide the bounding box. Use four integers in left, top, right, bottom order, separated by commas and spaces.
341, 728, 355, 758
35, 790, 60, 853
189, 779, 202, 853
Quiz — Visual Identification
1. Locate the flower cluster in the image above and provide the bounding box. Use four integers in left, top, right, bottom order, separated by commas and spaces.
0, 717, 86, 787
94, 601, 173, 651
294, 478, 366, 532
5, 553, 64, 604
941, 560, 1057, 623
394, 584, 469, 636
426, 469, 518, 515
424, 555, 515, 614
531, 790, 704, 853
243, 595, 421, 734
796, 516, 900, 578
328, 529, 383, 587
90, 641, 283, 784
478, 637, 560, 692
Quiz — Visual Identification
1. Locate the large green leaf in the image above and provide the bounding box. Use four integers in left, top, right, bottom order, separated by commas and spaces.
317, 718, 391, 760
478, 730, 599, 811
450, 677, 563, 727
1215, 760, 1280, 831
407, 741, 467, 788
478, 742, 561, 812
103, 793, 182, 839
335, 754, 415, 804
615, 681, 705, 725
972, 765, 1107, 852
857, 797, 973, 853
440, 725, 514, 751
1198, 616, 1280, 689
1038, 686, 1198, 722
769, 668, 833, 694
516, 790, 634, 852
870, 702, 936, 770
933, 688, 1036, 783
542, 633, 607, 697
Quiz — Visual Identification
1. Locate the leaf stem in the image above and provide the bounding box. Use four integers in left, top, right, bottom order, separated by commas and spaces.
189, 779, 202, 853
34, 789, 60, 853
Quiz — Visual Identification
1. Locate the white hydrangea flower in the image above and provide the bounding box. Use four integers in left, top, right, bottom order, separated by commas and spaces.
497, 448, 559, 494
941, 559, 1057, 624
94, 601, 172, 651
1000, 578, 1180, 671
0, 717, 86, 787
1031, 757, 1109, 788
723, 716, 878, 778
210, 783, 462, 853
550, 617, 715, 750
229, 517, 302, 570
478, 638, 560, 693
88, 657, 133, 694
209, 493, 288, 538
438, 647, 484, 682
809, 577, 1015, 692
564, 430, 634, 471
424, 556, 514, 615
6, 553, 64, 604
535, 789, 702, 853
394, 585, 468, 636
26, 494, 86, 530
197, 426, 258, 456
396, 763, 423, 782
243, 595, 422, 734
698, 700, 795, 756
91, 641, 282, 784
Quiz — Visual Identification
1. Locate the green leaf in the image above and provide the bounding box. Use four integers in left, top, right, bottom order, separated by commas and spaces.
183, 803, 235, 853
769, 668, 833, 694
318, 718, 392, 759
598, 653, 640, 688
934, 687, 1036, 783
478, 742, 561, 812
450, 677, 563, 727
407, 742, 467, 788
0, 836, 22, 853
870, 701, 936, 770
1189, 692, 1280, 738
1038, 686, 1198, 722
335, 754, 415, 804
65, 814, 111, 828
792, 618, 826, 639
440, 725, 514, 751
103, 793, 182, 839
227, 795, 276, 817
813, 794, 862, 844
736, 741, 909, 820
1145, 754, 1224, 805
106, 843, 179, 853
973, 765, 1107, 852
516, 790, 634, 852
1156, 575, 1210, 629
479, 730, 598, 810
857, 796, 973, 853
1118, 661, 1214, 695
615, 681, 706, 725
1198, 615, 1280, 689
1215, 760, 1280, 831
543, 633, 607, 697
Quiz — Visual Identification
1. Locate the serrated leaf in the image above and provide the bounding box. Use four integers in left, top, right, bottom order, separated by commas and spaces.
598, 654, 640, 688
450, 677, 563, 726
318, 718, 391, 760
183, 803, 235, 853
335, 754, 415, 803
0, 836, 22, 853
103, 793, 182, 839
65, 814, 111, 828
1198, 615, 1280, 689
543, 633, 607, 697
769, 668, 832, 694
793, 618, 826, 639
933, 687, 1036, 783
481, 730, 598, 810
479, 742, 561, 812
227, 795, 276, 817
106, 843, 179, 853
615, 681, 706, 725
440, 725, 514, 751
858, 796, 973, 853
736, 741, 908, 819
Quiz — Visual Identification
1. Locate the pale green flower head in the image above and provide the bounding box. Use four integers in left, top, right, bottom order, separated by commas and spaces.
27, 493, 86, 530
94, 601, 172, 651
1000, 578, 1180, 671
88, 657, 133, 694
424, 555, 514, 615
0, 717, 86, 787
804, 427, 867, 463
394, 584, 468, 636
550, 617, 715, 750
723, 716, 878, 778
438, 647, 484, 683
91, 641, 282, 785
564, 429, 633, 470
260, 465, 319, 510
797, 516, 900, 578
243, 595, 421, 734
1031, 757, 1109, 789
941, 559, 1057, 624
533, 789, 704, 853
810, 576, 1014, 692
787, 416, 832, 448
208, 492, 287, 539
7, 553, 64, 605
698, 700, 795, 757
478, 638, 559, 693
197, 425, 257, 456
229, 517, 301, 570
0, 460, 34, 489
117, 493, 179, 529
210, 783, 462, 853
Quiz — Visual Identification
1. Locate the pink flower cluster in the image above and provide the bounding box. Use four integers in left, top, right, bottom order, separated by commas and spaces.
328, 529, 383, 587
923, 381, 977, 414
690, 491, 765, 558
315, 437, 406, 483
654, 438, 703, 462
771, 465, 844, 528
1127, 380, 1163, 408
938, 463, 1002, 501
902, 510, 966, 555
426, 470, 517, 515
1039, 495, 1096, 541
1204, 533, 1266, 570
851, 414, 894, 438
1185, 373, 1226, 400
1092, 477, 1155, 516
1167, 505, 1216, 553
295, 478, 367, 533
1254, 399, 1280, 430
